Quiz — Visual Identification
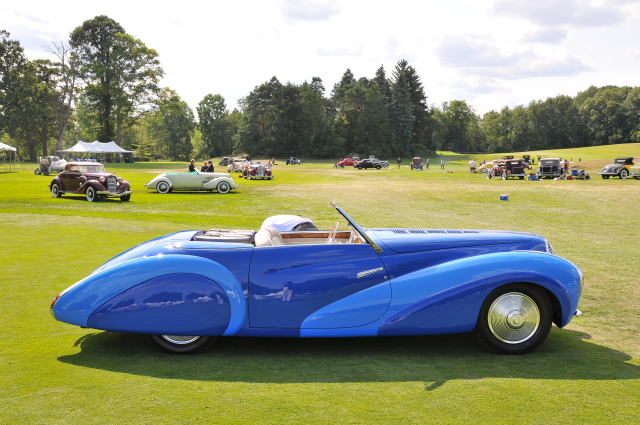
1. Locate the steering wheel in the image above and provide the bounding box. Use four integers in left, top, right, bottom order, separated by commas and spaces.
327, 221, 340, 243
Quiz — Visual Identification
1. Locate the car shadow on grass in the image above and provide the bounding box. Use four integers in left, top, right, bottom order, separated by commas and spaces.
58, 328, 639, 390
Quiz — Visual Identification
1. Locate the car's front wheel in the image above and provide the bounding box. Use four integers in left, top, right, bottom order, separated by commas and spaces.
34, 169, 41, 175
476, 284, 552, 354
156, 181, 171, 194
487, 171, 492, 179
501, 171, 507, 180
86, 186, 97, 202
120, 194, 131, 202
602, 175, 609, 179
620, 169, 628, 179
217, 181, 231, 194
148, 335, 217, 354
51, 183, 61, 198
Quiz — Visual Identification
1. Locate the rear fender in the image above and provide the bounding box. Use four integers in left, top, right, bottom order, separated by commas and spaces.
378, 251, 581, 336
203, 177, 231, 190
52, 254, 245, 336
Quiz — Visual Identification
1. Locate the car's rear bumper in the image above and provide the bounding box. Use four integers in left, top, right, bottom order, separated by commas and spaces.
97, 190, 132, 197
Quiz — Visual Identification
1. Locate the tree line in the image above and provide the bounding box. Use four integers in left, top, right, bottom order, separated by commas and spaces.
2, 15, 639, 162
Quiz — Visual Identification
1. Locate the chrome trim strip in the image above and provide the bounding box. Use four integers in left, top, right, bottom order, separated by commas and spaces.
357, 267, 383, 278
330, 202, 383, 253
97, 190, 133, 197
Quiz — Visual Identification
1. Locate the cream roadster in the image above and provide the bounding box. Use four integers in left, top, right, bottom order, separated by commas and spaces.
144, 170, 238, 194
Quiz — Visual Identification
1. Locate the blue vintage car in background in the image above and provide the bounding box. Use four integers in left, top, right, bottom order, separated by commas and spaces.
51, 203, 583, 354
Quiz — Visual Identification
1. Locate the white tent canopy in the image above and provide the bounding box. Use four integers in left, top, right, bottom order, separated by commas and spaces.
0, 141, 17, 172
0, 142, 17, 152
59, 141, 135, 154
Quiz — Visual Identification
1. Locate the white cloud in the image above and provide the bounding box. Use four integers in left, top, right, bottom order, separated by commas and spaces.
436, 35, 591, 80
436, 35, 525, 68
280, 0, 341, 22
521, 28, 568, 44
492, 0, 624, 27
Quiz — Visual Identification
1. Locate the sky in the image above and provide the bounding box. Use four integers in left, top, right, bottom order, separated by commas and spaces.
3, 0, 640, 116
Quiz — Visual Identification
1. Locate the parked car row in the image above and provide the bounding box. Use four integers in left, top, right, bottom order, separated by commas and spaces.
480, 156, 639, 181
336, 155, 389, 169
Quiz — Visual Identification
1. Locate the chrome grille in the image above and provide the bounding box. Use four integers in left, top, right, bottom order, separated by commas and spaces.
107, 176, 117, 192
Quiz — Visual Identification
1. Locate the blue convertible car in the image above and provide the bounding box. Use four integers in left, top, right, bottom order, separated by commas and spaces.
51, 203, 583, 354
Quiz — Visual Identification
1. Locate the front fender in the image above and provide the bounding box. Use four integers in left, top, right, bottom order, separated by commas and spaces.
378, 251, 582, 336
52, 254, 245, 336
145, 175, 172, 189
78, 180, 106, 194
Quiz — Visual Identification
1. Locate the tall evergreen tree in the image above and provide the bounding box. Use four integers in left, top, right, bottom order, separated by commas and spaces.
373, 65, 391, 106
389, 79, 414, 156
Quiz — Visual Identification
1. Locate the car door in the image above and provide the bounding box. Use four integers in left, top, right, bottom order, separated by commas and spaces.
66, 166, 81, 191
178, 172, 202, 190
248, 244, 390, 329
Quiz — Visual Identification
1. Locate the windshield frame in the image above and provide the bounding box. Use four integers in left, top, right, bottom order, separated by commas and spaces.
330, 202, 383, 252
78, 164, 106, 173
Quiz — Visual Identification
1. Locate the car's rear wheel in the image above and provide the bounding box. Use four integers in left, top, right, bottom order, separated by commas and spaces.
148, 335, 217, 354
156, 181, 171, 194
634, 176, 640, 180
51, 183, 60, 198
602, 175, 609, 179
217, 181, 231, 194
519, 176, 524, 180
86, 186, 97, 202
476, 284, 552, 354
501, 171, 507, 180
620, 169, 628, 179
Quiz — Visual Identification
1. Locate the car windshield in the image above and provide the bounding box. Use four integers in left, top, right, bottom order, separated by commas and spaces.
78, 164, 105, 172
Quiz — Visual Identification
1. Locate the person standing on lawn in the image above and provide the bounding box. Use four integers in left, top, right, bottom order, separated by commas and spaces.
441, 159, 444, 169
396, 158, 402, 169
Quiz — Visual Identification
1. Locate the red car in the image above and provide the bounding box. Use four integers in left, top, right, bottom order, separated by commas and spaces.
49, 162, 132, 202
337, 157, 360, 167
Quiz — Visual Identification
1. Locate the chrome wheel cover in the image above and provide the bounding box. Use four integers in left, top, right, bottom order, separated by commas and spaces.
162, 335, 200, 345
218, 182, 230, 193
157, 182, 169, 193
52, 185, 58, 197
86, 188, 95, 201
488, 292, 540, 344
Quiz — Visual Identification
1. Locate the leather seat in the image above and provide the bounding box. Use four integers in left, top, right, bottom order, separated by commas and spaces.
254, 226, 284, 247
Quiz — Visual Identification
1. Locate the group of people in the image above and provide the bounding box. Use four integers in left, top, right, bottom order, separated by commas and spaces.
188, 159, 214, 173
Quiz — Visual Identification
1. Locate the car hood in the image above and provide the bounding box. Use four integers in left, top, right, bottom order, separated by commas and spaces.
368, 228, 537, 253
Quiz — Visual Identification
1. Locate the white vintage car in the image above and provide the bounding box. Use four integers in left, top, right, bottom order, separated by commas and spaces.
144, 170, 238, 194
227, 158, 246, 173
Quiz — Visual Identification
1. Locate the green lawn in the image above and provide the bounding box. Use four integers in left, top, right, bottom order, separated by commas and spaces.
1, 144, 639, 424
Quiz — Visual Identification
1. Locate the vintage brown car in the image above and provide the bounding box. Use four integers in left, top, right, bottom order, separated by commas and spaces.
487, 158, 527, 180
48, 162, 132, 202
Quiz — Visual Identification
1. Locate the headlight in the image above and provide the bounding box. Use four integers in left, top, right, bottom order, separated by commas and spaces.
118, 177, 123, 183
100, 176, 106, 183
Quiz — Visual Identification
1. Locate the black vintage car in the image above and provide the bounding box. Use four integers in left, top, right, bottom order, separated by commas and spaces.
356, 159, 382, 169
487, 158, 527, 180
599, 157, 634, 179
536, 158, 563, 179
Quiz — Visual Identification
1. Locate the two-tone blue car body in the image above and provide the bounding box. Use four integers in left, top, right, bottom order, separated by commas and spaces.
51, 203, 583, 354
